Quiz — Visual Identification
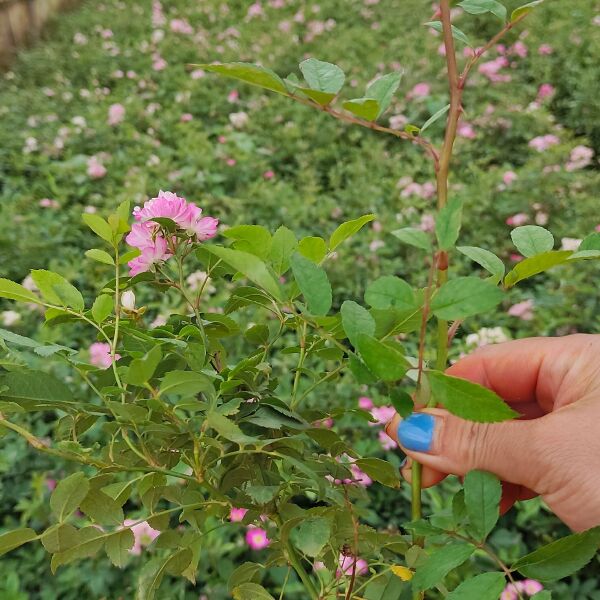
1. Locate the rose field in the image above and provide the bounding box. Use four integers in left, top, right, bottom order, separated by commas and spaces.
1, 1, 600, 599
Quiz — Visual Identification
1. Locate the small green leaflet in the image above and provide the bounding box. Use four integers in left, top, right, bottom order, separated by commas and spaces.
340, 300, 375, 348
329, 214, 375, 251
424, 21, 471, 46
289, 252, 332, 316
0, 278, 41, 304
290, 516, 331, 557
354, 457, 399, 487
391, 228, 432, 252
457, 246, 505, 282
284, 74, 336, 105
504, 251, 571, 288
356, 335, 410, 382
343, 98, 380, 121
421, 104, 450, 134
91, 294, 113, 324
30, 270, 84, 312
85, 248, 114, 265
364, 276, 416, 311
0, 528, 38, 558
82, 213, 113, 243
269, 226, 297, 275
411, 542, 475, 591
510, 225, 554, 257
446, 572, 507, 599
298, 236, 327, 263
458, 0, 507, 21
463, 470, 501, 540
196, 62, 287, 95
427, 371, 518, 422
299, 58, 345, 94
431, 277, 503, 320
511, 0, 544, 22
50, 472, 90, 522
232, 583, 275, 600
366, 71, 403, 117
436, 198, 463, 250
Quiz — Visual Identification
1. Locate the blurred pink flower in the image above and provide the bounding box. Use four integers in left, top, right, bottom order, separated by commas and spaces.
510, 41, 528, 58
561, 237, 581, 251
124, 519, 160, 555
478, 57, 510, 83
246, 526, 270, 550
506, 213, 529, 227
370, 405, 395, 425
337, 554, 368, 578
108, 103, 125, 126
180, 113, 193, 122
87, 156, 107, 179
501, 579, 543, 600
191, 69, 205, 79
39, 198, 59, 208
358, 396, 374, 410
127, 237, 172, 276
566, 145, 594, 171
89, 342, 120, 368
502, 171, 518, 185
350, 464, 372, 486
419, 213, 435, 232
263, 169, 275, 180
247, 2, 264, 18
409, 82, 430, 98
457, 122, 476, 139
537, 83, 555, 100
529, 134, 559, 152
227, 90, 239, 103
378, 430, 396, 450
538, 44, 553, 55
153, 56, 167, 71
314, 417, 334, 428
229, 507, 248, 522
170, 18, 194, 35
508, 299, 534, 321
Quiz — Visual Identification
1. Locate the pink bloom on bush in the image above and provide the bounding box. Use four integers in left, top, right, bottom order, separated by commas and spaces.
529, 134, 559, 152
502, 171, 517, 185
378, 429, 396, 450
263, 169, 275, 180
180, 113, 193, 122
337, 554, 368, 578
124, 519, 160, 555
457, 122, 476, 139
350, 464, 372, 486
87, 156, 107, 179
566, 145, 594, 171
314, 417, 334, 428
478, 57, 510, 83
501, 579, 543, 600
358, 396, 374, 410
39, 198, 59, 208
246, 526, 270, 550
107, 103, 125, 126
190, 69, 205, 79
127, 237, 172, 276
510, 41, 528, 58
537, 83, 555, 101
538, 44, 553, 55
419, 213, 435, 232
170, 18, 194, 35
227, 90, 239, 103
229, 507, 248, 522
89, 342, 120, 368
153, 56, 168, 71
561, 237, 581, 251
370, 405, 395, 426
409, 82, 430, 98
506, 213, 529, 227
508, 299, 534, 321
247, 2, 264, 18
193, 216, 219, 240
45, 478, 57, 491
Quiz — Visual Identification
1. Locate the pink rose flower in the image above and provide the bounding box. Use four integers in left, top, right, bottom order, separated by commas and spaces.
370, 405, 396, 426
409, 82, 430, 98
508, 299, 534, 321
538, 44, 553, 55
87, 156, 107, 179
263, 169, 275, 180
89, 342, 120, 369
245, 526, 270, 550
457, 122, 476, 139
337, 554, 368, 578
537, 83, 555, 101
378, 429, 396, 450
502, 171, 518, 185
528, 134, 559, 152
358, 396, 374, 410
123, 519, 160, 555
180, 113, 193, 122
107, 103, 125, 126
127, 237, 172, 276
506, 213, 529, 227
229, 507, 248, 522
566, 145, 594, 171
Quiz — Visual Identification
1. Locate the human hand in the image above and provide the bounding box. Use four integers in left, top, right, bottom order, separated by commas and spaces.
385, 334, 600, 531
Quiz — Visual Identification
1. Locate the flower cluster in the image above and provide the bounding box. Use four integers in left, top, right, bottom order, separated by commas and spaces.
229, 507, 270, 550
126, 190, 219, 276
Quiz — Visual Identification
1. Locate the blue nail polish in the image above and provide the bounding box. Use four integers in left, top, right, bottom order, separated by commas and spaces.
397, 413, 435, 452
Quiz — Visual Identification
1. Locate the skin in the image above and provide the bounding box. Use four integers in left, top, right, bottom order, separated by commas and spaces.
385, 334, 600, 531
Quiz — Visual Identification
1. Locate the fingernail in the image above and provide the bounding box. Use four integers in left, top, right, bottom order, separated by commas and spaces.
397, 413, 435, 452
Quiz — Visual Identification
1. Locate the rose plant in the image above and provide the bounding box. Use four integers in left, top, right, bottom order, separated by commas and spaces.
0, 1, 599, 599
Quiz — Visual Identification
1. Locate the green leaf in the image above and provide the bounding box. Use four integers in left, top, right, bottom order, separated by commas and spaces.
390, 389, 414, 418
511, 226, 554, 257
91, 294, 113, 324
365, 276, 416, 310
391, 228, 432, 252
50, 527, 105, 573
412, 542, 475, 591
105, 528, 134, 568
436, 198, 463, 251
31, 270, 84, 311
223, 225, 272, 259
41, 524, 79, 553
82, 213, 113, 243
343, 98, 380, 121
341, 300, 376, 348
269, 226, 297, 275
458, 0, 507, 21
329, 214, 375, 251
298, 236, 328, 263
0, 528, 37, 557
85, 248, 115, 265
365, 71, 403, 117
290, 253, 332, 316
357, 335, 410, 382
299, 58, 345, 94
424, 21, 471, 46
50, 472, 90, 522
284, 76, 337, 105
203, 245, 282, 300
348, 354, 377, 384
228, 562, 264, 591
80, 489, 124, 526
232, 583, 275, 600
446, 572, 507, 599
206, 411, 254, 445
511, 0, 544, 22
578, 232, 600, 251
137, 549, 193, 600
290, 516, 331, 557
428, 371, 518, 422
512, 527, 600, 581
531, 592, 552, 600
457, 246, 505, 282
0, 278, 41, 305
198, 62, 287, 94
355, 457, 400, 487
0, 371, 74, 409
0, 328, 74, 357
431, 277, 503, 320
159, 371, 213, 397
420, 104, 450, 134
123, 345, 162, 386
504, 251, 571, 288
463, 470, 501, 540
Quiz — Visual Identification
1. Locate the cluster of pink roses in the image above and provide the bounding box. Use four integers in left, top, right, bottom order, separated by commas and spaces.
126, 190, 218, 277
229, 507, 270, 550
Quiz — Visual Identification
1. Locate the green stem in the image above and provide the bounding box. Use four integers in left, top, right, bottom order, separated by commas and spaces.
290, 320, 308, 410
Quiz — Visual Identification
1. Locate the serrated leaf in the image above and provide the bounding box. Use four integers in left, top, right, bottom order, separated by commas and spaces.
50, 472, 90, 522
105, 528, 134, 568
123, 345, 162, 386
420, 104, 450, 134
203, 245, 282, 300
458, 0, 507, 21
329, 214, 375, 251
366, 71, 403, 117
428, 371, 518, 422
85, 248, 115, 265
365, 276, 416, 310
431, 277, 503, 320
457, 246, 505, 282
0, 278, 41, 305
343, 98, 380, 121
206, 411, 254, 445
390, 389, 414, 418
297, 236, 327, 263
290, 517, 331, 557
0, 371, 74, 409
511, 0, 544, 22
159, 370, 214, 397
285, 77, 337, 105
299, 58, 345, 93
341, 300, 376, 348
41, 524, 79, 553
356, 335, 410, 382
391, 228, 432, 252
50, 527, 105, 573
223, 225, 272, 259
198, 62, 287, 94
436, 198, 463, 251
136, 549, 193, 600
80, 489, 124, 526
82, 213, 113, 243
0, 528, 37, 557
512, 527, 600, 581
412, 542, 475, 591
355, 457, 400, 487
504, 251, 571, 288
91, 294, 113, 324
425, 21, 471, 46
463, 470, 501, 540
31, 270, 84, 311
228, 562, 264, 592
511, 226, 554, 257
290, 252, 332, 316
269, 226, 297, 275
446, 572, 507, 599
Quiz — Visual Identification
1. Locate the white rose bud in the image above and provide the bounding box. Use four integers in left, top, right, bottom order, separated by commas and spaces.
121, 290, 136, 311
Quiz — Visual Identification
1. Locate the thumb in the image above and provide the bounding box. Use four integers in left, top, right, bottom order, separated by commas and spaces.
385, 409, 543, 489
